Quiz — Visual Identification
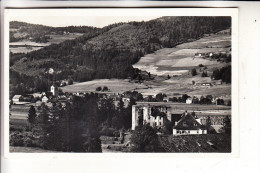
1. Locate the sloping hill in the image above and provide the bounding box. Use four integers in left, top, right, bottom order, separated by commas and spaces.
9, 21, 100, 53
10, 17, 231, 95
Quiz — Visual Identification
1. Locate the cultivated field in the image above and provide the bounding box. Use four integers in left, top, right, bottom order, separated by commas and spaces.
9, 33, 83, 54
133, 29, 231, 76
61, 79, 148, 94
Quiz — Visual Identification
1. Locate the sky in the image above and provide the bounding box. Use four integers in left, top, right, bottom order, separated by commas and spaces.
6, 9, 161, 28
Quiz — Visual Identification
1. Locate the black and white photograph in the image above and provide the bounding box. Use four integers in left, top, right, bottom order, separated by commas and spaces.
6, 9, 234, 153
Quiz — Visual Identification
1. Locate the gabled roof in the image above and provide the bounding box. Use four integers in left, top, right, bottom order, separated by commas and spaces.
175, 113, 206, 130
42, 96, 48, 100
13, 95, 22, 99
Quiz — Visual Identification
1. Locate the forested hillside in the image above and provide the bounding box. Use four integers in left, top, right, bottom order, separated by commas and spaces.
10, 21, 101, 43
10, 17, 231, 95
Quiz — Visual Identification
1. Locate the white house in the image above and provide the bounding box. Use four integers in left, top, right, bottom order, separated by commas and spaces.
186, 98, 193, 104
42, 96, 49, 103
173, 112, 207, 135
12, 95, 23, 104
32, 93, 43, 98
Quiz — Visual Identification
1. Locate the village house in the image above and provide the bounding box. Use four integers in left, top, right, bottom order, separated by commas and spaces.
12, 95, 23, 104
186, 97, 193, 104
42, 96, 49, 103
195, 82, 212, 88
173, 111, 207, 135
32, 93, 43, 98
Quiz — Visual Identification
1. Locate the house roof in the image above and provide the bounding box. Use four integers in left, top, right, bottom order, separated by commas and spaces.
174, 113, 206, 130
42, 96, 48, 100
13, 95, 22, 99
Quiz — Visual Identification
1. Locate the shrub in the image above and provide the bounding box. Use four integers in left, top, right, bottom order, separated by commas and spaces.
24, 137, 35, 147
68, 79, 73, 85
83, 137, 102, 152
99, 127, 117, 137
130, 124, 160, 152
96, 86, 102, 91
191, 68, 197, 76
102, 86, 109, 91
201, 71, 208, 77
10, 132, 24, 146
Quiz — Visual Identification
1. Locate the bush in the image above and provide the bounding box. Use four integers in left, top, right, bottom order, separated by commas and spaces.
24, 137, 35, 147
96, 86, 102, 91
102, 86, 109, 91
201, 71, 208, 77
99, 127, 117, 137
10, 132, 24, 146
191, 68, 197, 76
83, 137, 102, 152
68, 79, 73, 85
130, 124, 160, 152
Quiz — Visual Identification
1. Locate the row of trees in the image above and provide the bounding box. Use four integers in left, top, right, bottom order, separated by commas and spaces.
212, 65, 231, 83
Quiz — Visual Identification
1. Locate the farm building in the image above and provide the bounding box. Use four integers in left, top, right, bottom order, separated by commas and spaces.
173, 111, 207, 135
32, 93, 43, 98
186, 98, 193, 104
196, 83, 212, 88
12, 95, 23, 103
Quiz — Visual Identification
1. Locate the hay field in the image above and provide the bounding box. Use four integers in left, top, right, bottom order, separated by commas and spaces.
133, 30, 231, 76
62, 79, 148, 93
